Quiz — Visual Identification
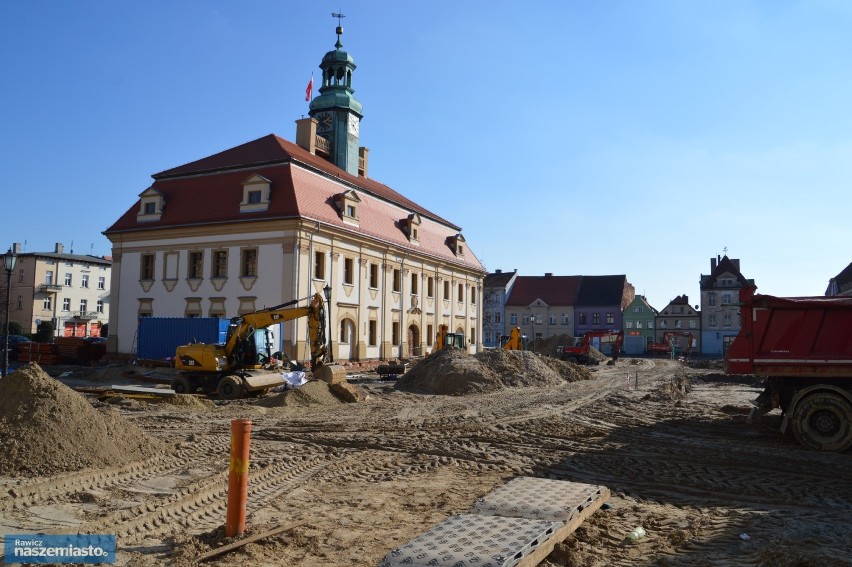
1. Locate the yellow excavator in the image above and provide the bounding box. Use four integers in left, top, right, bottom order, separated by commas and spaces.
431, 324, 466, 354
501, 326, 524, 350
172, 292, 345, 399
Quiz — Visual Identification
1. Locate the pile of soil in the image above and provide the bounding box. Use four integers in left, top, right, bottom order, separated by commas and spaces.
0, 363, 164, 476
156, 394, 216, 409
255, 380, 346, 408
395, 349, 592, 395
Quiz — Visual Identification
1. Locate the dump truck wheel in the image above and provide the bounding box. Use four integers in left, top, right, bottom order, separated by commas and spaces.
171, 376, 192, 394
791, 392, 852, 452
217, 375, 244, 400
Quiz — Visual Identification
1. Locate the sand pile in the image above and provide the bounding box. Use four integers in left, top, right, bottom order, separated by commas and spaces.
0, 363, 164, 476
395, 349, 592, 395
255, 380, 346, 408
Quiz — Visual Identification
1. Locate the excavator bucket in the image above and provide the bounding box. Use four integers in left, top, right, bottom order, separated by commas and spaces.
315, 363, 347, 385
241, 371, 287, 392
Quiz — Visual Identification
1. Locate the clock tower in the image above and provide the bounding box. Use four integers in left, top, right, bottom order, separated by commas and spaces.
309, 20, 363, 176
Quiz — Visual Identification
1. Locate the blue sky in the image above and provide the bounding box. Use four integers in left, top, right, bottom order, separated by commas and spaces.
2, 1, 850, 310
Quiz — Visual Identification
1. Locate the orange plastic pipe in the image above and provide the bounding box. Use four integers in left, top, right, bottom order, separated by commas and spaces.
225, 418, 252, 537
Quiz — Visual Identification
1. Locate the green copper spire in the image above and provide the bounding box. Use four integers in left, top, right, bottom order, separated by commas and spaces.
309, 14, 363, 176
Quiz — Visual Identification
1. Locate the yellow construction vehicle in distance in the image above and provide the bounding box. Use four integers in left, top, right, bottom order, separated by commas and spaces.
501, 326, 525, 350
432, 324, 466, 354
173, 292, 345, 399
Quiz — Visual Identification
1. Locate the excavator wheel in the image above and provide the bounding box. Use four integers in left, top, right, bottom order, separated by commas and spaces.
171, 376, 192, 394
791, 392, 852, 452
217, 375, 245, 400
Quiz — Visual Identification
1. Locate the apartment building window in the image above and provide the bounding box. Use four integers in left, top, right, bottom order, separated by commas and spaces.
188, 252, 204, 279
606, 313, 614, 324
364, 264, 375, 288
495, 312, 501, 324
81, 274, 89, 288
626, 321, 634, 329
723, 313, 733, 327
426, 324, 433, 346
369, 320, 377, 346
443, 281, 450, 300
636, 321, 643, 329
722, 293, 732, 305
62, 298, 71, 311
709, 314, 716, 327
708, 293, 716, 306
593, 313, 600, 324
16, 296, 22, 309
392, 321, 400, 344
64, 273, 72, 286
457, 283, 464, 302
241, 249, 258, 277
690, 320, 697, 329
549, 315, 556, 325
213, 250, 228, 278
561, 314, 569, 324
660, 320, 668, 329
97, 300, 104, 313
43, 296, 52, 310
144, 202, 156, 214
579, 313, 587, 325
98, 276, 106, 290
46, 271, 53, 285
18, 269, 24, 283
471, 287, 477, 304
344, 258, 354, 285
247, 190, 262, 204
314, 251, 326, 280
633, 306, 642, 313
522, 315, 529, 324
469, 327, 475, 345
141, 254, 155, 280
427, 277, 434, 297
80, 299, 88, 313
410, 273, 418, 295
675, 320, 682, 329
647, 321, 653, 329
392, 269, 401, 292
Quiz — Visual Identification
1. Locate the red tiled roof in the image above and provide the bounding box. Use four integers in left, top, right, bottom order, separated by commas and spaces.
506, 275, 582, 307
105, 134, 482, 272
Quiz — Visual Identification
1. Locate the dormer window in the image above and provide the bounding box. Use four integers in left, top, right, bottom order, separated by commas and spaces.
240, 174, 271, 213
335, 189, 361, 227
402, 213, 421, 243
136, 186, 165, 222
447, 233, 466, 257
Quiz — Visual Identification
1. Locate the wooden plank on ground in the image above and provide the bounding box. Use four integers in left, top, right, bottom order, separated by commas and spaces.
193, 521, 304, 563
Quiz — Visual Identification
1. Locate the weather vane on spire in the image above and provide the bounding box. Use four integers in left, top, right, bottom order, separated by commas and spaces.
332, 11, 345, 48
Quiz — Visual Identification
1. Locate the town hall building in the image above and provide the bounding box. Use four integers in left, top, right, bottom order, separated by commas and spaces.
104, 23, 486, 363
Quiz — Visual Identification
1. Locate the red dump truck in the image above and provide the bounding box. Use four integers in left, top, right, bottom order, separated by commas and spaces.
725, 286, 852, 452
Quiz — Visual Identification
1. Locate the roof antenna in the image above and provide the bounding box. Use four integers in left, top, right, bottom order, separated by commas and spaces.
70, 240, 74, 254
332, 11, 345, 48
90, 243, 94, 255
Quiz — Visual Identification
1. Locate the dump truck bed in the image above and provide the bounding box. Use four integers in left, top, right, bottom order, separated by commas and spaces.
725, 289, 852, 378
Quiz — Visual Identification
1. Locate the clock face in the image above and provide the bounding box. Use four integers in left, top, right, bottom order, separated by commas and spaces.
347, 115, 360, 136
317, 112, 333, 132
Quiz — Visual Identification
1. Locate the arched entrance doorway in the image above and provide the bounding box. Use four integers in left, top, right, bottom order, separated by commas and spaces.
338, 318, 356, 361
407, 324, 421, 356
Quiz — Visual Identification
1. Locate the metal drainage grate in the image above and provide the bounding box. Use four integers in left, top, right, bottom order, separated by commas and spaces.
470, 476, 607, 522
377, 513, 562, 567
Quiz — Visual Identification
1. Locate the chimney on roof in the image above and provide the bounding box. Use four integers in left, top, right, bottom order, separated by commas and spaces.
544, 273, 553, 278
295, 117, 318, 155
711, 257, 717, 271
495, 269, 502, 274
55, 243, 64, 254
12, 242, 22, 254
683, 295, 688, 304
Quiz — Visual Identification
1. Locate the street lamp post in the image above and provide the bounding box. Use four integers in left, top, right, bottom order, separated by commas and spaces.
530, 315, 536, 354
322, 283, 333, 363
3, 247, 18, 378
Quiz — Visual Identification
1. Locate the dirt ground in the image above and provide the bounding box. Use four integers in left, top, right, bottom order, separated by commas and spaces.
1, 357, 850, 566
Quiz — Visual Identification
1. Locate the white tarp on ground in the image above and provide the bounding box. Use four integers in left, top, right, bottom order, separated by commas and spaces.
273, 371, 307, 391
